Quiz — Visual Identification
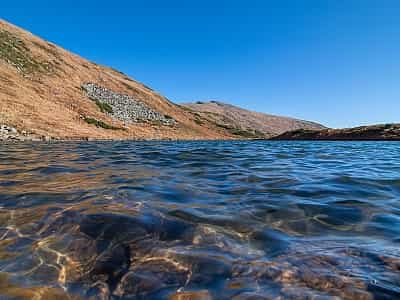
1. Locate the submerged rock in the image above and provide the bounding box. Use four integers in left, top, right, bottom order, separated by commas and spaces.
169, 290, 212, 300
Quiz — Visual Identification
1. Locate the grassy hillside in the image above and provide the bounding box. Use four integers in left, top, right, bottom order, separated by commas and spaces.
0, 19, 233, 140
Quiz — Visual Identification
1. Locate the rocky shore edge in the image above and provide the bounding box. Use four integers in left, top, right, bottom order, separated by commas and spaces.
0, 124, 204, 142
0, 125, 56, 142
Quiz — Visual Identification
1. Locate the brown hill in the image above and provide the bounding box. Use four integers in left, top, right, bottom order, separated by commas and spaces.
182, 101, 325, 138
0, 19, 235, 141
271, 123, 400, 140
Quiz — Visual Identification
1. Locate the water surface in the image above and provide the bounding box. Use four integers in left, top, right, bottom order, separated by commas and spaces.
0, 141, 399, 299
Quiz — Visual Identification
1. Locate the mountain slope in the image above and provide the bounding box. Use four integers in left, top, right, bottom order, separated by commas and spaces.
270, 123, 400, 140
182, 101, 325, 138
0, 19, 233, 140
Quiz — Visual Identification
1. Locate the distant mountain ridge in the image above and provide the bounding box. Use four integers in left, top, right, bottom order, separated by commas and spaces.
271, 123, 400, 140
182, 101, 326, 138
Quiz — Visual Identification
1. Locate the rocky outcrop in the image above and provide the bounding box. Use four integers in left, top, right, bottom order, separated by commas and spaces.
271, 123, 400, 140
81, 83, 176, 126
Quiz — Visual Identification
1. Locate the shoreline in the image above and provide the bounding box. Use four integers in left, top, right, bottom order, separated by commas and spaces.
3, 124, 400, 143
2, 137, 400, 143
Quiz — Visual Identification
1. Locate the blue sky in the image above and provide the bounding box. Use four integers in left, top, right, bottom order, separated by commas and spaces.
2, 1, 399, 128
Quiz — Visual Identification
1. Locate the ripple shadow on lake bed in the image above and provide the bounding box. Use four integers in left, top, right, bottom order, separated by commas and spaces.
0, 141, 399, 299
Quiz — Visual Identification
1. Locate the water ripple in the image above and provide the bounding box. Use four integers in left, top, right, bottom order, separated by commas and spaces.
0, 141, 399, 299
